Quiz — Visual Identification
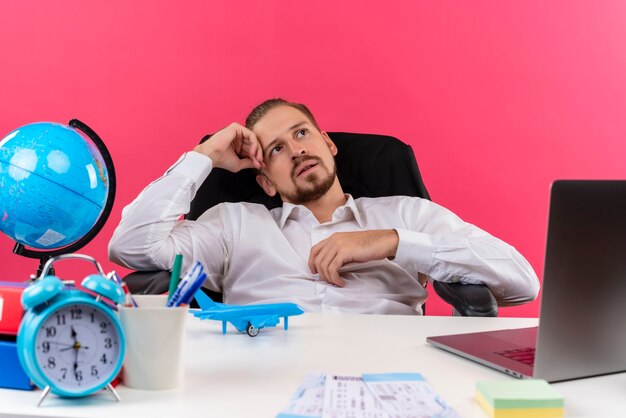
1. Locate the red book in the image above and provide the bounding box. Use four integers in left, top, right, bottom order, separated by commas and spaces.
0, 282, 28, 336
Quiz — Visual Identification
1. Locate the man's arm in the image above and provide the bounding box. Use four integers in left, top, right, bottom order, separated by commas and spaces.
108, 123, 264, 273
308, 230, 399, 287
308, 198, 540, 306
393, 198, 540, 306
108, 151, 219, 271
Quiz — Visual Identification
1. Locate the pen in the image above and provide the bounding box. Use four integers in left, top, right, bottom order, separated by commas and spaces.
176, 271, 206, 306
168, 254, 183, 303
167, 261, 206, 307
108, 271, 138, 307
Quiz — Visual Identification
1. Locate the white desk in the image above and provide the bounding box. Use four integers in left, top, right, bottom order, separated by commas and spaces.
1, 314, 624, 417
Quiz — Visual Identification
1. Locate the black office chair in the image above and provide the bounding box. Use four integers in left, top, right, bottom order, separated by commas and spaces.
124, 132, 498, 316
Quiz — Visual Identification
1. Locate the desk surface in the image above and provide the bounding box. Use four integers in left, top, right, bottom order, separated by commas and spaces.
1, 314, 624, 418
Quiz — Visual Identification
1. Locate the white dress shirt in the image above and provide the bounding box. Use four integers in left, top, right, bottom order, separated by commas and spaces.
108, 152, 539, 315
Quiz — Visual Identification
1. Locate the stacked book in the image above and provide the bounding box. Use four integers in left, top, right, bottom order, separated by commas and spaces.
476, 379, 563, 418
0, 282, 34, 390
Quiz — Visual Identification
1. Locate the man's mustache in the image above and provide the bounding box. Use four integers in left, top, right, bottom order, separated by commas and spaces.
291, 156, 322, 178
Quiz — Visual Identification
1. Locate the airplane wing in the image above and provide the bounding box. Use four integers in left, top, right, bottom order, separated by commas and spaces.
192, 310, 221, 320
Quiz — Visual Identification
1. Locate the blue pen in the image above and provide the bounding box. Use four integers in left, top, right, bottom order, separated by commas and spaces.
167, 261, 205, 307
176, 271, 207, 306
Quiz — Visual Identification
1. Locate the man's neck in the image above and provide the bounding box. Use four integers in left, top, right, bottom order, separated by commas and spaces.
303, 179, 346, 223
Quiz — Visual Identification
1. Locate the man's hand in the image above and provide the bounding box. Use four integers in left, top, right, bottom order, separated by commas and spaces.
308, 230, 399, 287
193, 122, 264, 172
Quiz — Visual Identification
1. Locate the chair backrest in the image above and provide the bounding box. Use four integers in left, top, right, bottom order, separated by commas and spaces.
187, 132, 430, 220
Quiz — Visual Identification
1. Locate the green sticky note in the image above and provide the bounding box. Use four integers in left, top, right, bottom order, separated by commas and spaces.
477, 380, 564, 410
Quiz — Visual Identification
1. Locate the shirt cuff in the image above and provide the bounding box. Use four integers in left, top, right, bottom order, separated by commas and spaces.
166, 151, 214, 184
393, 228, 434, 274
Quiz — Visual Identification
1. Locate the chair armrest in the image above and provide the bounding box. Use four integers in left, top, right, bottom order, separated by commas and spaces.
432, 282, 498, 317
123, 270, 172, 294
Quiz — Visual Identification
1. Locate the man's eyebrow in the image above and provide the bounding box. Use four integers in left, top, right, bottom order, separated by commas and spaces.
262, 138, 281, 157
262, 121, 309, 156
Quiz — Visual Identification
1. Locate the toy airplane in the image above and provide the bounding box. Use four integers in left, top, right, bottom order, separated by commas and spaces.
192, 290, 304, 337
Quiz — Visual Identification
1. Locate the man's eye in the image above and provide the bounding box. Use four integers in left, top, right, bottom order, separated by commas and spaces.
271, 145, 283, 155
296, 129, 307, 138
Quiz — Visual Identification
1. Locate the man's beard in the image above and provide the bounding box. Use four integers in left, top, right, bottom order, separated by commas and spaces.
280, 156, 337, 205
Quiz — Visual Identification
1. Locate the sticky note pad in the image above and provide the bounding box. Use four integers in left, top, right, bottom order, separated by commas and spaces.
476, 380, 564, 418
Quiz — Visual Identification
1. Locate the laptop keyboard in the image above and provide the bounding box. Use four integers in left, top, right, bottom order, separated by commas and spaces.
495, 347, 535, 366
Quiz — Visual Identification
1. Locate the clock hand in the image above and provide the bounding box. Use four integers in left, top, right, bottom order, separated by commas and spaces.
69, 325, 79, 349
59, 343, 88, 351
73, 350, 79, 380
66, 344, 89, 350
60, 346, 77, 352
62, 330, 84, 351
46, 341, 73, 347
69, 325, 81, 378
69, 324, 90, 351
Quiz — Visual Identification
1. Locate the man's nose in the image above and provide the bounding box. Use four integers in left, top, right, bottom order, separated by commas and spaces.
289, 141, 307, 158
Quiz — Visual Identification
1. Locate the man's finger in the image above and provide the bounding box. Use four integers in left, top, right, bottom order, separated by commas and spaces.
327, 256, 345, 287
240, 131, 263, 168
247, 134, 259, 157
309, 238, 334, 274
309, 242, 324, 273
313, 248, 327, 280
235, 158, 256, 171
238, 148, 262, 169
233, 139, 243, 155
317, 247, 343, 286
247, 132, 263, 167
313, 245, 331, 281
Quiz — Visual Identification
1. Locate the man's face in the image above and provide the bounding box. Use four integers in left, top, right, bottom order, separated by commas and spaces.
253, 105, 338, 205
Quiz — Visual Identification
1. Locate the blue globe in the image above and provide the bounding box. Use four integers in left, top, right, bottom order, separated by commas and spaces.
0, 122, 110, 250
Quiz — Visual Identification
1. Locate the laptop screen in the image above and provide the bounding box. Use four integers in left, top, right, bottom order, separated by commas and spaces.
428, 180, 626, 382
534, 180, 626, 381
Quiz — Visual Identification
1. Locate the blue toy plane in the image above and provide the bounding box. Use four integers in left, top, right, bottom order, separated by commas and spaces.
192, 290, 305, 337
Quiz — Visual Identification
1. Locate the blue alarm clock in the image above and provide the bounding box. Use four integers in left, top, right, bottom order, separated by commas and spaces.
17, 254, 126, 406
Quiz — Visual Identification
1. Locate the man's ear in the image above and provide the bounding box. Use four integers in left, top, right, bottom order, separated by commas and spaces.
321, 131, 338, 156
256, 174, 277, 197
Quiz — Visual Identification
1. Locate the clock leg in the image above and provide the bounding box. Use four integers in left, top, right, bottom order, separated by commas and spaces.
105, 383, 121, 402
36, 386, 52, 407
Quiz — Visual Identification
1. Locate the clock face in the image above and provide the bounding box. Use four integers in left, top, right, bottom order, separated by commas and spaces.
33, 302, 122, 392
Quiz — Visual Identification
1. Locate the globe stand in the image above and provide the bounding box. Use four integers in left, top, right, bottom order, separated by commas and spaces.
11, 119, 116, 280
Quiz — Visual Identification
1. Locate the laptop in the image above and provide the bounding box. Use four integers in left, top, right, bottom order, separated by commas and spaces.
427, 180, 626, 382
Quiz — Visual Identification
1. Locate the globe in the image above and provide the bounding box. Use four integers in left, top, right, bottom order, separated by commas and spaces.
0, 121, 111, 250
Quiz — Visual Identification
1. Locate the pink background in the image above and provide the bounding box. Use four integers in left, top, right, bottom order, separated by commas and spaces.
1, 1, 625, 317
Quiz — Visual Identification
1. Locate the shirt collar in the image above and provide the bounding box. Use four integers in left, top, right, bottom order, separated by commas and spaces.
277, 194, 364, 229
343, 194, 364, 227
278, 202, 298, 228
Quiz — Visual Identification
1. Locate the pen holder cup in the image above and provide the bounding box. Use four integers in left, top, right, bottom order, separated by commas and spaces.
119, 295, 188, 390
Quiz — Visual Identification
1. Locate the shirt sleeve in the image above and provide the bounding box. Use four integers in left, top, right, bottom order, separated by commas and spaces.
392, 198, 540, 306
107, 151, 231, 292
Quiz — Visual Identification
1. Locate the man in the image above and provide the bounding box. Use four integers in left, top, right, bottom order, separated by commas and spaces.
109, 98, 539, 314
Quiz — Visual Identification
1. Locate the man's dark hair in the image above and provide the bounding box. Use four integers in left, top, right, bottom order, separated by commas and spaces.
245, 98, 321, 131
